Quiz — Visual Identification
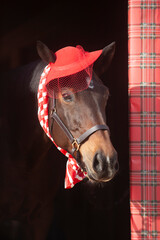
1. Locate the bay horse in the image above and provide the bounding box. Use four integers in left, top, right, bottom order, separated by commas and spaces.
0, 41, 118, 240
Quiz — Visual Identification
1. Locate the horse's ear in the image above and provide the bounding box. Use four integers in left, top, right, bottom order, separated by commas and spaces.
93, 42, 116, 76
36, 41, 56, 64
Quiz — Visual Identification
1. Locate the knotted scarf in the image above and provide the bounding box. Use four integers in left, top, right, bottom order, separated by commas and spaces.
37, 64, 86, 189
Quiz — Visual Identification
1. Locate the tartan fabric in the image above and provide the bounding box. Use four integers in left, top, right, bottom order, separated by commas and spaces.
128, 0, 160, 239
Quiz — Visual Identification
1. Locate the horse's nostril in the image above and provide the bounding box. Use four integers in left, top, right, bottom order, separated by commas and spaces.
115, 161, 119, 171
93, 152, 106, 174
109, 152, 118, 167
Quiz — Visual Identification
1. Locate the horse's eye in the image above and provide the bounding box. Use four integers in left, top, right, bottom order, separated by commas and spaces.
62, 92, 73, 102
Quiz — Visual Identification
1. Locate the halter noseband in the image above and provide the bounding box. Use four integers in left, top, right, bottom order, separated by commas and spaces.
50, 97, 110, 156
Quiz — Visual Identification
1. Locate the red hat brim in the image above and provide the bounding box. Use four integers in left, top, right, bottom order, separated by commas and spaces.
45, 47, 102, 85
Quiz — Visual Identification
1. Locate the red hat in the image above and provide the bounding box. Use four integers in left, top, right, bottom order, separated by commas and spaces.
45, 45, 102, 85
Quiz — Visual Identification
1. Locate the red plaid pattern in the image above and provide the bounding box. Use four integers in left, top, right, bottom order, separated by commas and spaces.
129, 0, 160, 239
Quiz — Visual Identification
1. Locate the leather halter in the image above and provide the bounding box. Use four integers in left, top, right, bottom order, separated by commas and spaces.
50, 97, 110, 156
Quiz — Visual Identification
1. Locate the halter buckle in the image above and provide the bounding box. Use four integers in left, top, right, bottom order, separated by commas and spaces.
51, 107, 56, 116
72, 139, 80, 152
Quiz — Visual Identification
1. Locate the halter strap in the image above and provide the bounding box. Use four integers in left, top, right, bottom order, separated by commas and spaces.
76, 125, 109, 145
50, 98, 110, 155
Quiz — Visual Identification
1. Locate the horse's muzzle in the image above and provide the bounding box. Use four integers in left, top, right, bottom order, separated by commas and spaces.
88, 151, 119, 182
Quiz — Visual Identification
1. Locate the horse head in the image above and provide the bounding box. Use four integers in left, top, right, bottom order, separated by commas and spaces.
37, 41, 119, 183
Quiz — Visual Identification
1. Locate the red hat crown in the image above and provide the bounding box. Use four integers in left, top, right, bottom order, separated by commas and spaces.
54, 46, 85, 68
45, 45, 102, 98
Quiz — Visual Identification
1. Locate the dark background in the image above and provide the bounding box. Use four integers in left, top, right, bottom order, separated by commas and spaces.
0, 1, 129, 239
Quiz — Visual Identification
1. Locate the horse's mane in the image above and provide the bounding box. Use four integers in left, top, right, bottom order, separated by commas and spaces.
1, 60, 46, 98
30, 61, 46, 94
